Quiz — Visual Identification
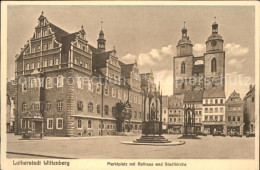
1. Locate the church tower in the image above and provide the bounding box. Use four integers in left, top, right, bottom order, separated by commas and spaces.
204, 18, 225, 90
173, 23, 194, 94
97, 21, 106, 52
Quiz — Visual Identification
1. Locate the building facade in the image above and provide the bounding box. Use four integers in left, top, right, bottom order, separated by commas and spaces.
167, 94, 184, 134
225, 91, 244, 135
162, 96, 169, 133
243, 85, 255, 134
170, 19, 226, 135
14, 12, 150, 137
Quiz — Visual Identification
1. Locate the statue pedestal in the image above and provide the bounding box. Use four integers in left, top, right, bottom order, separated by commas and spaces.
134, 121, 170, 143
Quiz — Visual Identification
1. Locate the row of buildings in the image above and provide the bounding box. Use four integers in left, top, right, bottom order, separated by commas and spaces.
9, 12, 255, 137
162, 86, 255, 135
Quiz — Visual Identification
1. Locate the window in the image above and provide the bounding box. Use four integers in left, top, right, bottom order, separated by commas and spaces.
43, 60, 48, 67
205, 99, 208, 104
96, 83, 101, 93
54, 58, 59, 65
31, 104, 35, 110
237, 117, 240, 122
107, 124, 110, 130
31, 63, 35, 70
45, 77, 52, 89
139, 96, 142, 104
112, 107, 116, 117
36, 62, 40, 69
134, 111, 137, 119
87, 81, 93, 91
209, 108, 213, 113
37, 45, 41, 52
220, 107, 224, 113
170, 118, 172, 122
46, 101, 51, 111
32, 46, 35, 53
26, 63, 30, 70
88, 102, 93, 113
112, 88, 116, 98
164, 110, 166, 114
88, 120, 92, 129
215, 107, 218, 113
199, 111, 202, 115
30, 78, 37, 88
228, 116, 231, 121
210, 116, 213, 121
181, 62, 185, 74
134, 95, 137, 103
78, 119, 83, 129
233, 117, 236, 121
104, 86, 109, 96
205, 116, 208, 121
47, 118, 53, 129
174, 118, 176, 122
22, 82, 27, 92
49, 59, 53, 66
215, 116, 218, 121
220, 116, 223, 121
210, 99, 213, 104
77, 77, 83, 89
104, 105, 109, 115
77, 101, 83, 111
43, 29, 47, 36
215, 99, 218, 104
56, 118, 63, 129
22, 102, 27, 111
205, 108, 208, 113
57, 75, 63, 88
75, 58, 79, 65
84, 63, 89, 69
47, 42, 52, 49
28, 121, 32, 129
35, 103, 40, 110
124, 92, 127, 101
118, 90, 122, 99
43, 44, 47, 50
220, 99, 223, 104
98, 124, 101, 129
97, 105, 100, 114
163, 118, 166, 122
57, 100, 63, 111
36, 31, 41, 38
211, 58, 217, 72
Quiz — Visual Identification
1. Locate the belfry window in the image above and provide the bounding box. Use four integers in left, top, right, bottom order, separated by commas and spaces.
181, 62, 185, 74
211, 58, 217, 72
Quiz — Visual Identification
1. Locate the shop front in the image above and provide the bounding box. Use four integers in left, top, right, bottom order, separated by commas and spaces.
168, 124, 183, 134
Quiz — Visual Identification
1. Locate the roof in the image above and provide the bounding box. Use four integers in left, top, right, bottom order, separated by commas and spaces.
207, 33, 223, 42
184, 90, 203, 102
162, 96, 169, 107
49, 23, 69, 43
61, 32, 77, 52
193, 64, 203, 73
92, 51, 111, 69
121, 64, 134, 78
243, 85, 255, 101
226, 91, 243, 104
89, 45, 101, 54
203, 88, 225, 98
177, 37, 192, 46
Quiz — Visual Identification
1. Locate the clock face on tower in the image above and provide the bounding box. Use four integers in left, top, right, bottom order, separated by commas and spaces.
211, 40, 217, 47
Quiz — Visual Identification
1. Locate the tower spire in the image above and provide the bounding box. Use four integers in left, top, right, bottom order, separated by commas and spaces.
101, 20, 103, 31
97, 20, 106, 52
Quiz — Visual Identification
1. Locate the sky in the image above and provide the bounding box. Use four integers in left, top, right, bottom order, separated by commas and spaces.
7, 5, 255, 98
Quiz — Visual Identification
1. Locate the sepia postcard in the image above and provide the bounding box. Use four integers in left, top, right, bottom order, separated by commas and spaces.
1, 1, 259, 170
